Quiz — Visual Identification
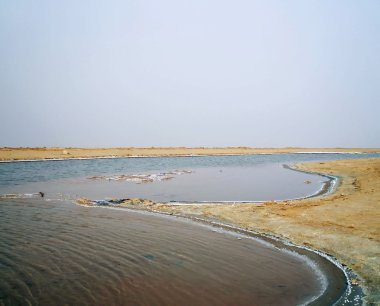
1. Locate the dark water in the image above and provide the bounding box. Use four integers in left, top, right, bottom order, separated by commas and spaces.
0, 199, 327, 306
1, 154, 376, 305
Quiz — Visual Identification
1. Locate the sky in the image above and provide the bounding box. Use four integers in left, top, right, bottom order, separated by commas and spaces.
1, 0, 379, 148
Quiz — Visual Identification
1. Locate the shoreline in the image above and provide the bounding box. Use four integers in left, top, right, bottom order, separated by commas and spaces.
70, 165, 359, 305
74, 157, 380, 304
152, 158, 380, 304
74, 200, 355, 306
1, 147, 379, 162
283, 164, 340, 199
0, 153, 372, 164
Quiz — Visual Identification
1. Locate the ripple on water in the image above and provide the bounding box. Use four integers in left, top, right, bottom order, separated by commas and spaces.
0, 198, 334, 306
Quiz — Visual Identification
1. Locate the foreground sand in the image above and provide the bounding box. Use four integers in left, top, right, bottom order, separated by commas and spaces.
110, 158, 380, 304
1, 147, 379, 161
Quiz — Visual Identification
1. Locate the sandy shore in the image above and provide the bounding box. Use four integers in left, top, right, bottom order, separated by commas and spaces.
1, 146, 379, 161
103, 157, 380, 304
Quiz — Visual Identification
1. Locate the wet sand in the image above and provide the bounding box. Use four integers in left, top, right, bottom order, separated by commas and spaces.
1, 147, 379, 161
113, 158, 380, 304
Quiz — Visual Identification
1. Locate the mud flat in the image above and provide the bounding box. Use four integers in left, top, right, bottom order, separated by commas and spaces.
88, 158, 379, 304
1, 147, 379, 161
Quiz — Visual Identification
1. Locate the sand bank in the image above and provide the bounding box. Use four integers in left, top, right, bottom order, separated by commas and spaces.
99, 158, 380, 304
1, 146, 379, 161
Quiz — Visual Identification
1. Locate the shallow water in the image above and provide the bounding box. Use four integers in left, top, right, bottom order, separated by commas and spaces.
0, 199, 326, 306
1, 153, 379, 188
1, 164, 328, 202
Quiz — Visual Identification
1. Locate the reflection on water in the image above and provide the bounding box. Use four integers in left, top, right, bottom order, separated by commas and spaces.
1, 153, 379, 188
0, 199, 325, 306
1, 164, 329, 202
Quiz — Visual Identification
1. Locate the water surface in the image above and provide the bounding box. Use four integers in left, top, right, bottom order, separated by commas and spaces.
3, 153, 379, 202
0, 199, 327, 306
1, 153, 379, 187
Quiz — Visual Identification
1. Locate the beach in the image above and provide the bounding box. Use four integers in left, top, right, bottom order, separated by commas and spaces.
109, 157, 380, 304
1, 147, 379, 161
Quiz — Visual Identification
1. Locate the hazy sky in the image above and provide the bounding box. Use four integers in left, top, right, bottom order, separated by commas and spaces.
1, 0, 379, 147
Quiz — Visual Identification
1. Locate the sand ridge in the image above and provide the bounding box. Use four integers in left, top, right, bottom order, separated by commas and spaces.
1, 147, 379, 161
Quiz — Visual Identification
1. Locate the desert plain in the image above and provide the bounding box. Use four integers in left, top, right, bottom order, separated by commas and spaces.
0, 146, 379, 161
